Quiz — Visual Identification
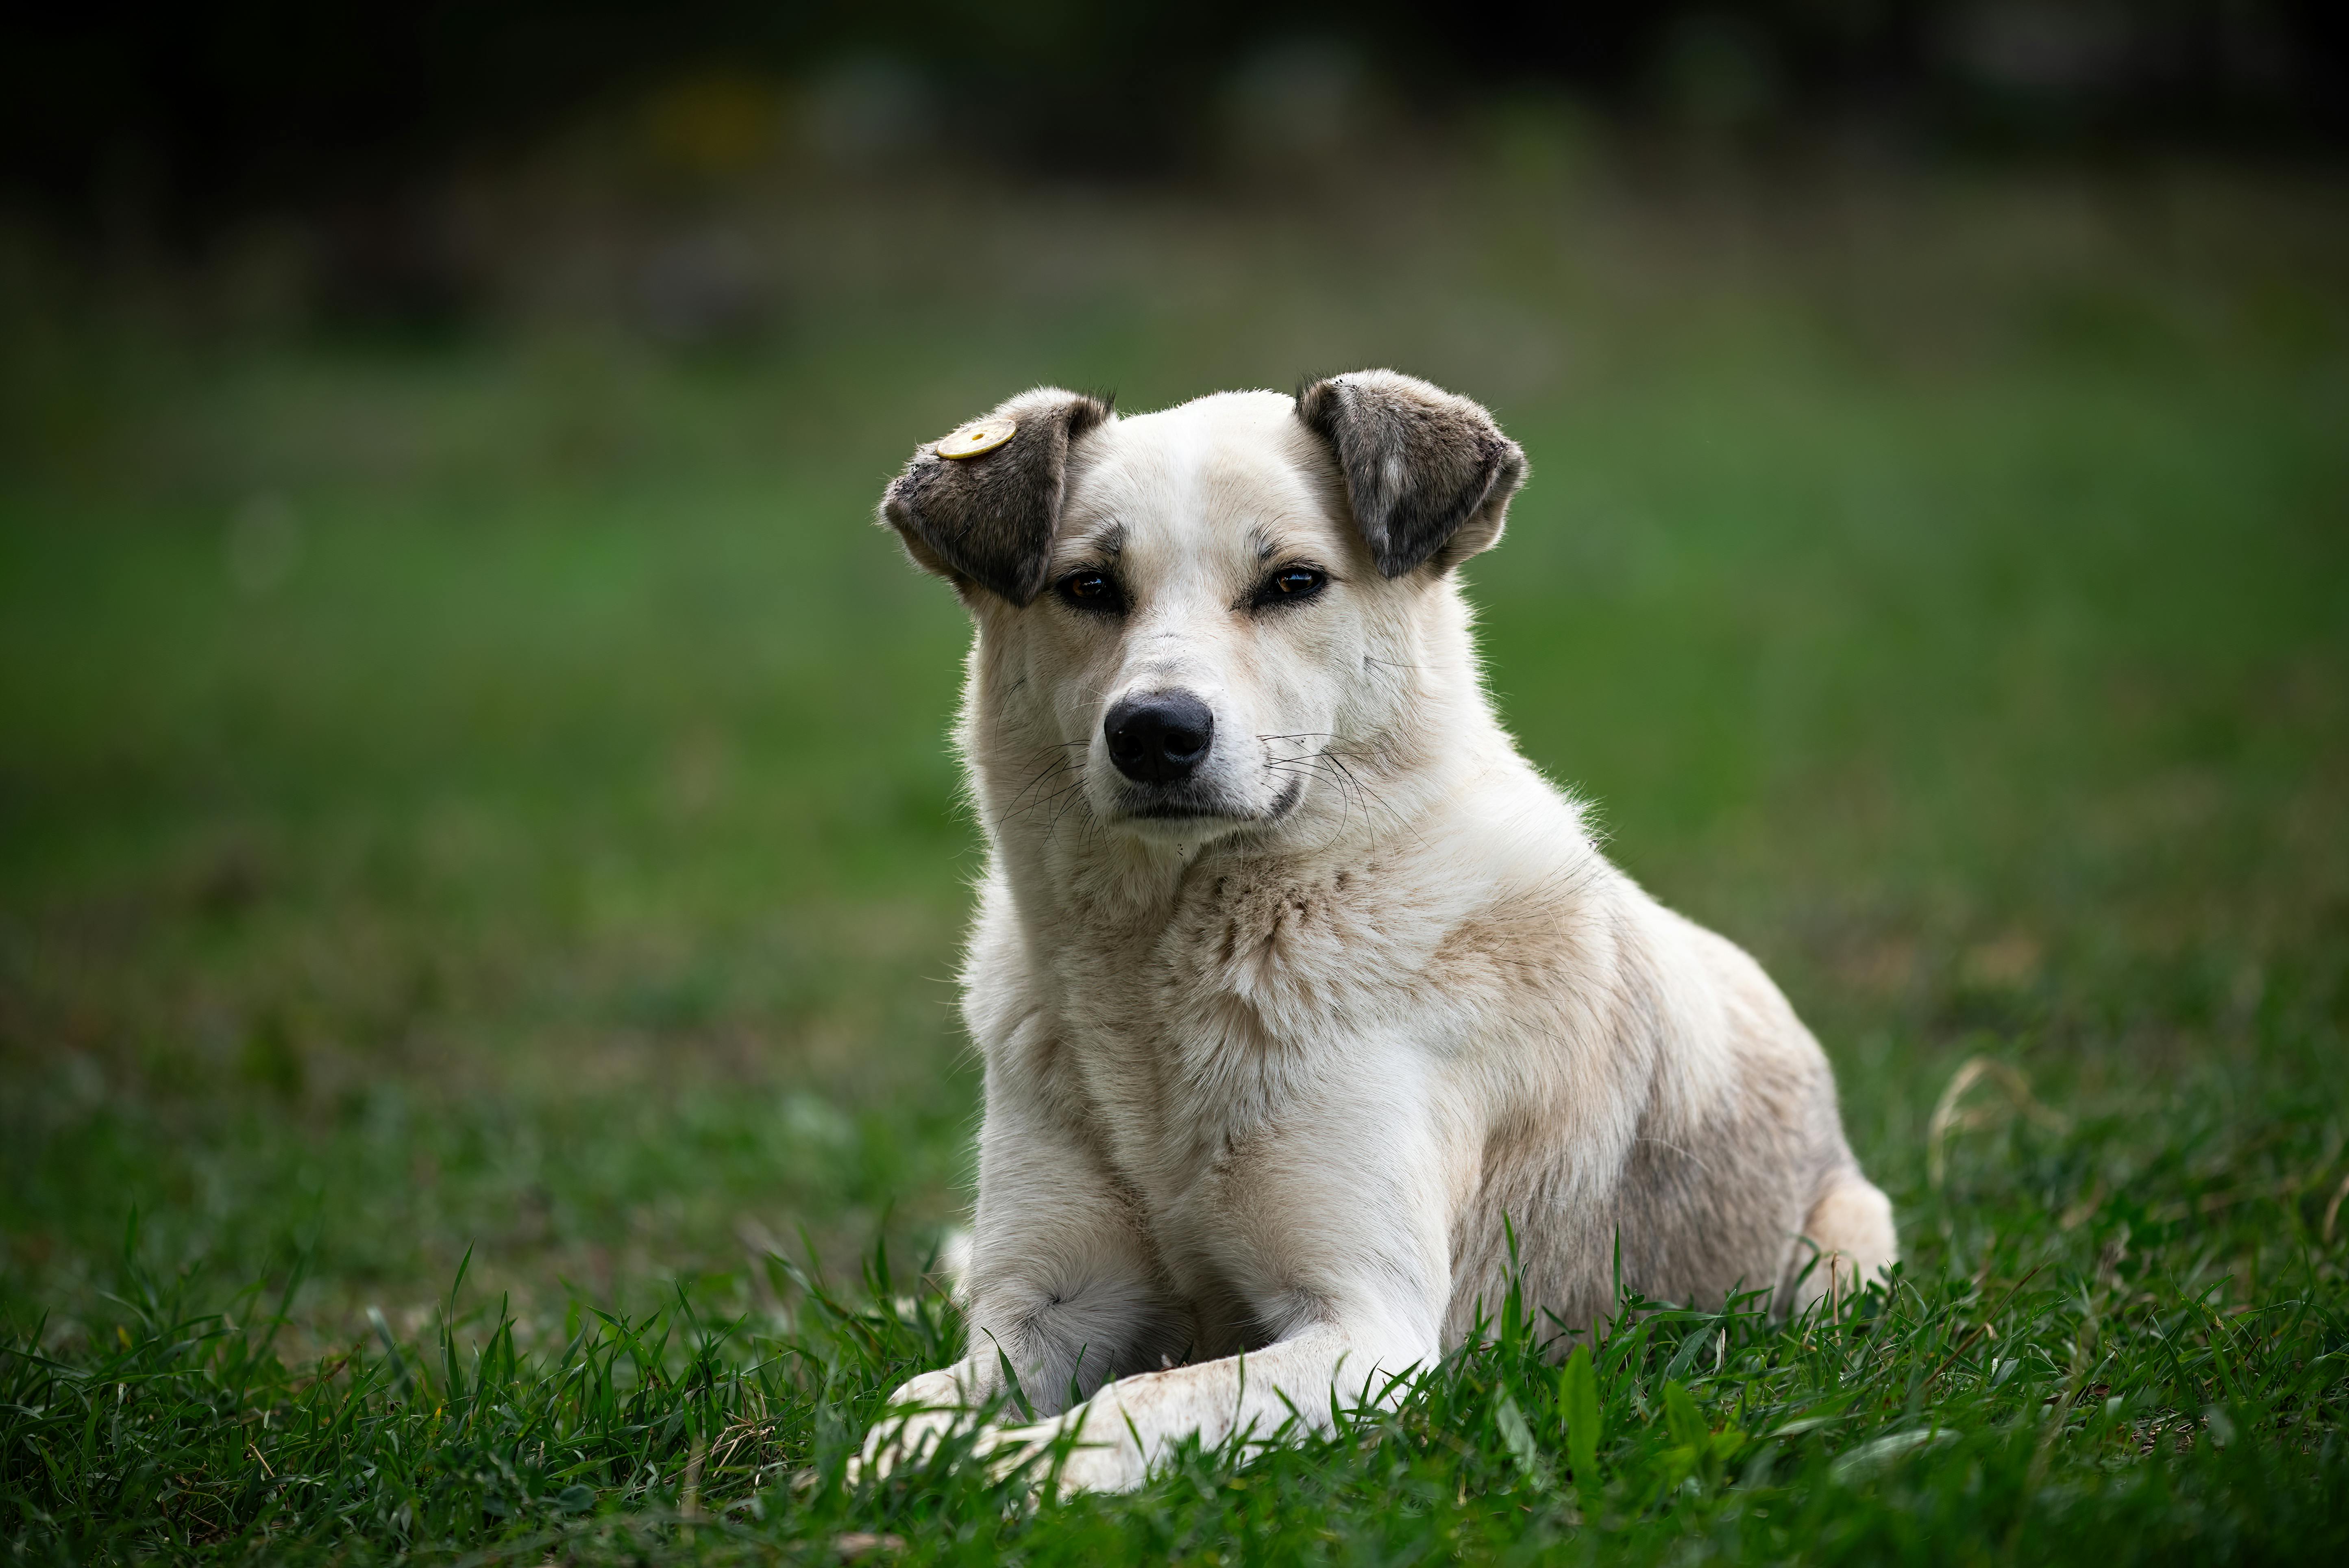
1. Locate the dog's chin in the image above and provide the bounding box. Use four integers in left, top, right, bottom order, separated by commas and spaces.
1102, 774, 1305, 842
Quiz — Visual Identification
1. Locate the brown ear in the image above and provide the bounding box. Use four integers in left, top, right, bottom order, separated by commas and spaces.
1295, 370, 1527, 577
879, 387, 1115, 606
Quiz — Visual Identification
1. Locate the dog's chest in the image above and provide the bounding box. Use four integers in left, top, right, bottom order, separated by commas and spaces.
1046, 867, 1371, 1241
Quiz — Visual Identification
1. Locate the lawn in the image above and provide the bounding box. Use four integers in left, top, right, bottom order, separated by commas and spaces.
3, 165, 2347, 1562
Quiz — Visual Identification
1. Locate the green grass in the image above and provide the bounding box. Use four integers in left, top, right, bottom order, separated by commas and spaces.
3, 166, 2348, 1562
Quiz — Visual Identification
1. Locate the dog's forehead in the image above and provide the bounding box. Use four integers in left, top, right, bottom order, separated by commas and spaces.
1065, 391, 1335, 547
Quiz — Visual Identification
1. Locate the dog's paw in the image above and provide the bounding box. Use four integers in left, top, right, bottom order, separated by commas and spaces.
971, 1409, 1147, 1495
850, 1369, 982, 1484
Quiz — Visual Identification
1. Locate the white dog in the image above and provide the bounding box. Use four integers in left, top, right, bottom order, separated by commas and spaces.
858, 372, 1895, 1493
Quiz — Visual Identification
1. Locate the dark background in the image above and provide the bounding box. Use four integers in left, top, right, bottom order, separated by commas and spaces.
11, 2, 2345, 246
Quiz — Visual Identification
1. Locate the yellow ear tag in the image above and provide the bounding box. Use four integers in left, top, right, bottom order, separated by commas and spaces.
936, 418, 1016, 459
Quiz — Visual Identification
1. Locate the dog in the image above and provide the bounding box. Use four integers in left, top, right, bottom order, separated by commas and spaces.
856, 372, 1895, 1493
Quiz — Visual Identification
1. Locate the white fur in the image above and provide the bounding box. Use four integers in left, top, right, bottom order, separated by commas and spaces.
857, 387, 1895, 1494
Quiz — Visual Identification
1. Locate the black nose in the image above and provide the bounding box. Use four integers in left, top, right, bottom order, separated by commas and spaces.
1105, 692, 1215, 785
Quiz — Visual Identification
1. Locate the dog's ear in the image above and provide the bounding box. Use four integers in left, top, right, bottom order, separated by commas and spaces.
879, 387, 1115, 607
1295, 370, 1527, 578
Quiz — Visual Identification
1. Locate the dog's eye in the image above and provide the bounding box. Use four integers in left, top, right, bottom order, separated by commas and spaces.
1254, 566, 1328, 608
1056, 570, 1124, 612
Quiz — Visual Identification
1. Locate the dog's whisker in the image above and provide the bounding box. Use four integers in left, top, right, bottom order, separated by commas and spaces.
1263, 755, 1371, 849
1028, 779, 1091, 824
1006, 758, 1082, 817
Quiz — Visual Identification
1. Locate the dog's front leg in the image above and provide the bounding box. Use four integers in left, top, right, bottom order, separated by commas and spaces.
973, 1106, 1456, 1495
975, 1311, 1438, 1494
855, 1067, 1180, 1479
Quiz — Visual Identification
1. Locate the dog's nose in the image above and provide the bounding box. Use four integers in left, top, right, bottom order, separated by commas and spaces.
1105, 693, 1214, 785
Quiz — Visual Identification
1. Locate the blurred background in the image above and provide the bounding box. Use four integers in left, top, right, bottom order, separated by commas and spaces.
3, 3, 2345, 1354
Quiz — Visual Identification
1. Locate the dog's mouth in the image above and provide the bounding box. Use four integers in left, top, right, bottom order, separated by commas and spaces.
1116, 772, 1304, 827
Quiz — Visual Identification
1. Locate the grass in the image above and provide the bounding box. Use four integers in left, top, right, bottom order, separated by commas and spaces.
3, 162, 2348, 1561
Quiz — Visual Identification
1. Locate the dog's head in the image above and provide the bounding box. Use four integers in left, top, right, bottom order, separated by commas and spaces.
879, 371, 1526, 845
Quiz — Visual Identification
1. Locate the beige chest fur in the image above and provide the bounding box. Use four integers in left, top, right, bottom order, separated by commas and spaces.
1012, 855, 1406, 1349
